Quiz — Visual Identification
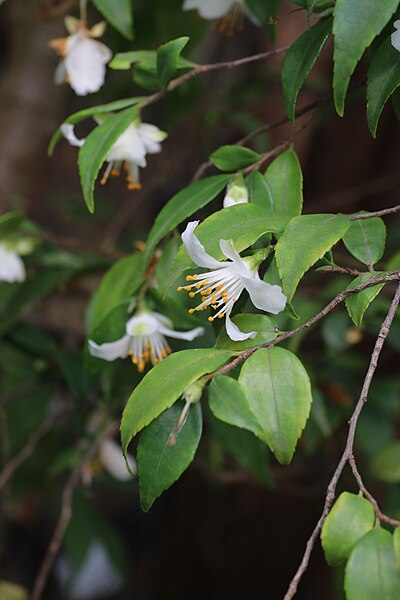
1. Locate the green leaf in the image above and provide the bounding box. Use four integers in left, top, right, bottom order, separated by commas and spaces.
238, 347, 313, 464
137, 401, 202, 511
209, 376, 263, 435
263, 148, 303, 216
345, 274, 386, 327
210, 146, 261, 171
275, 213, 351, 301
92, 0, 133, 39
157, 36, 190, 89
333, 0, 398, 116
343, 215, 386, 266
345, 529, 400, 599
88, 253, 144, 332
0, 211, 24, 238
120, 348, 231, 453
143, 175, 231, 266
321, 492, 375, 566
78, 107, 138, 213
393, 528, 400, 569
367, 38, 400, 136
246, 170, 271, 206
371, 442, 400, 483
48, 97, 143, 156
215, 314, 277, 351
165, 204, 289, 292
282, 18, 332, 123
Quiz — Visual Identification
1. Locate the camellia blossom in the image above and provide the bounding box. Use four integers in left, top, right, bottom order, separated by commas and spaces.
0, 243, 26, 283
88, 310, 204, 372
61, 120, 167, 190
178, 221, 286, 341
391, 20, 400, 52
49, 17, 112, 96
223, 173, 249, 208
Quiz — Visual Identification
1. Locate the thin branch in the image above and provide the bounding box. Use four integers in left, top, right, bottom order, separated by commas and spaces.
0, 416, 58, 490
204, 271, 400, 382
283, 282, 400, 600
30, 422, 118, 600
32, 231, 126, 260
79, 0, 87, 23
317, 265, 363, 276
349, 204, 400, 220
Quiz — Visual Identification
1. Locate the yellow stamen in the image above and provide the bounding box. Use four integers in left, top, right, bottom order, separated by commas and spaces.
128, 182, 142, 191
188, 309, 195, 314
189, 292, 195, 298
208, 316, 214, 322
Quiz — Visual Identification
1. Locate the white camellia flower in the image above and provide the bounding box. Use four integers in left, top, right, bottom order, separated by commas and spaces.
223, 173, 249, 208
99, 438, 136, 481
49, 17, 112, 96
61, 119, 167, 190
183, 0, 244, 20
88, 310, 204, 372
179, 221, 286, 341
391, 20, 400, 52
0, 243, 26, 283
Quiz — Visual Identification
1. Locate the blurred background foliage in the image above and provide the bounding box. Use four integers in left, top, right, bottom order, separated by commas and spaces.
0, 0, 400, 598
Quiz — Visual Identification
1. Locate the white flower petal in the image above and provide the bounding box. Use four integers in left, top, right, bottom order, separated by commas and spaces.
223, 193, 248, 208
225, 309, 256, 341
183, 0, 238, 19
65, 34, 111, 96
99, 438, 136, 480
392, 25, 400, 52
126, 313, 160, 336
88, 335, 131, 361
107, 123, 147, 167
158, 325, 204, 341
219, 239, 249, 274
242, 273, 287, 314
182, 221, 227, 269
0, 245, 26, 283
138, 123, 168, 154
54, 61, 67, 85
60, 123, 85, 148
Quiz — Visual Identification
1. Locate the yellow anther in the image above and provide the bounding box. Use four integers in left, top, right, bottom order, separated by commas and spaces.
208, 316, 214, 322
132, 357, 138, 365
188, 308, 195, 314
218, 314, 224, 319
224, 298, 229, 303
216, 285, 223, 291
177, 286, 183, 291
146, 343, 151, 350
206, 288, 212, 295
138, 363, 145, 373
195, 283, 202, 289
100, 178, 107, 186
184, 286, 191, 291
111, 168, 120, 177
211, 304, 217, 309
222, 291, 228, 297
186, 275, 193, 281
189, 292, 195, 298
127, 182, 142, 191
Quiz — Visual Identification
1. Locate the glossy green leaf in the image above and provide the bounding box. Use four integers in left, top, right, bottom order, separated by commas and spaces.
263, 149, 303, 216
282, 18, 332, 123
333, 0, 398, 116
367, 38, 400, 136
0, 211, 24, 238
210, 146, 261, 171
78, 107, 138, 213
238, 347, 312, 464
137, 401, 202, 511
88, 254, 144, 332
88, 301, 130, 347
343, 215, 386, 266
371, 442, 400, 483
345, 274, 386, 327
92, 0, 134, 39
157, 36, 190, 89
165, 204, 289, 291
209, 376, 263, 435
120, 348, 231, 453
321, 492, 375, 566
143, 175, 231, 266
48, 97, 143, 156
345, 529, 400, 599
393, 527, 400, 569
215, 314, 277, 351
275, 213, 350, 301
246, 170, 270, 206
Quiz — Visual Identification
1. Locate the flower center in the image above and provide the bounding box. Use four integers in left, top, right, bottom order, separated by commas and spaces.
128, 333, 172, 372
100, 161, 142, 190
177, 267, 244, 322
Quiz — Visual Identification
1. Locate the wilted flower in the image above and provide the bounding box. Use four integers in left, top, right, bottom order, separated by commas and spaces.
391, 20, 400, 52
61, 119, 167, 190
49, 17, 112, 96
223, 173, 249, 208
99, 438, 136, 480
0, 243, 26, 283
179, 221, 286, 341
88, 310, 204, 372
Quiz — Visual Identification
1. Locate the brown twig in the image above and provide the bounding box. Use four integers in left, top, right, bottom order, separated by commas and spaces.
30, 422, 118, 600
317, 265, 363, 276
204, 272, 400, 382
283, 282, 400, 600
349, 204, 400, 220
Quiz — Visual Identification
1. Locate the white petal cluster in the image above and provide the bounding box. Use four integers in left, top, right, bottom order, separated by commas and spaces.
183, 0, 243, 20
179, 221, 286, 341
88, 310, 204, 371
391, 20, 400, 52
223, 173, 249, 208
61, 120, 167, 189
50, 18, 112, 96
0, 243, 26, 283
